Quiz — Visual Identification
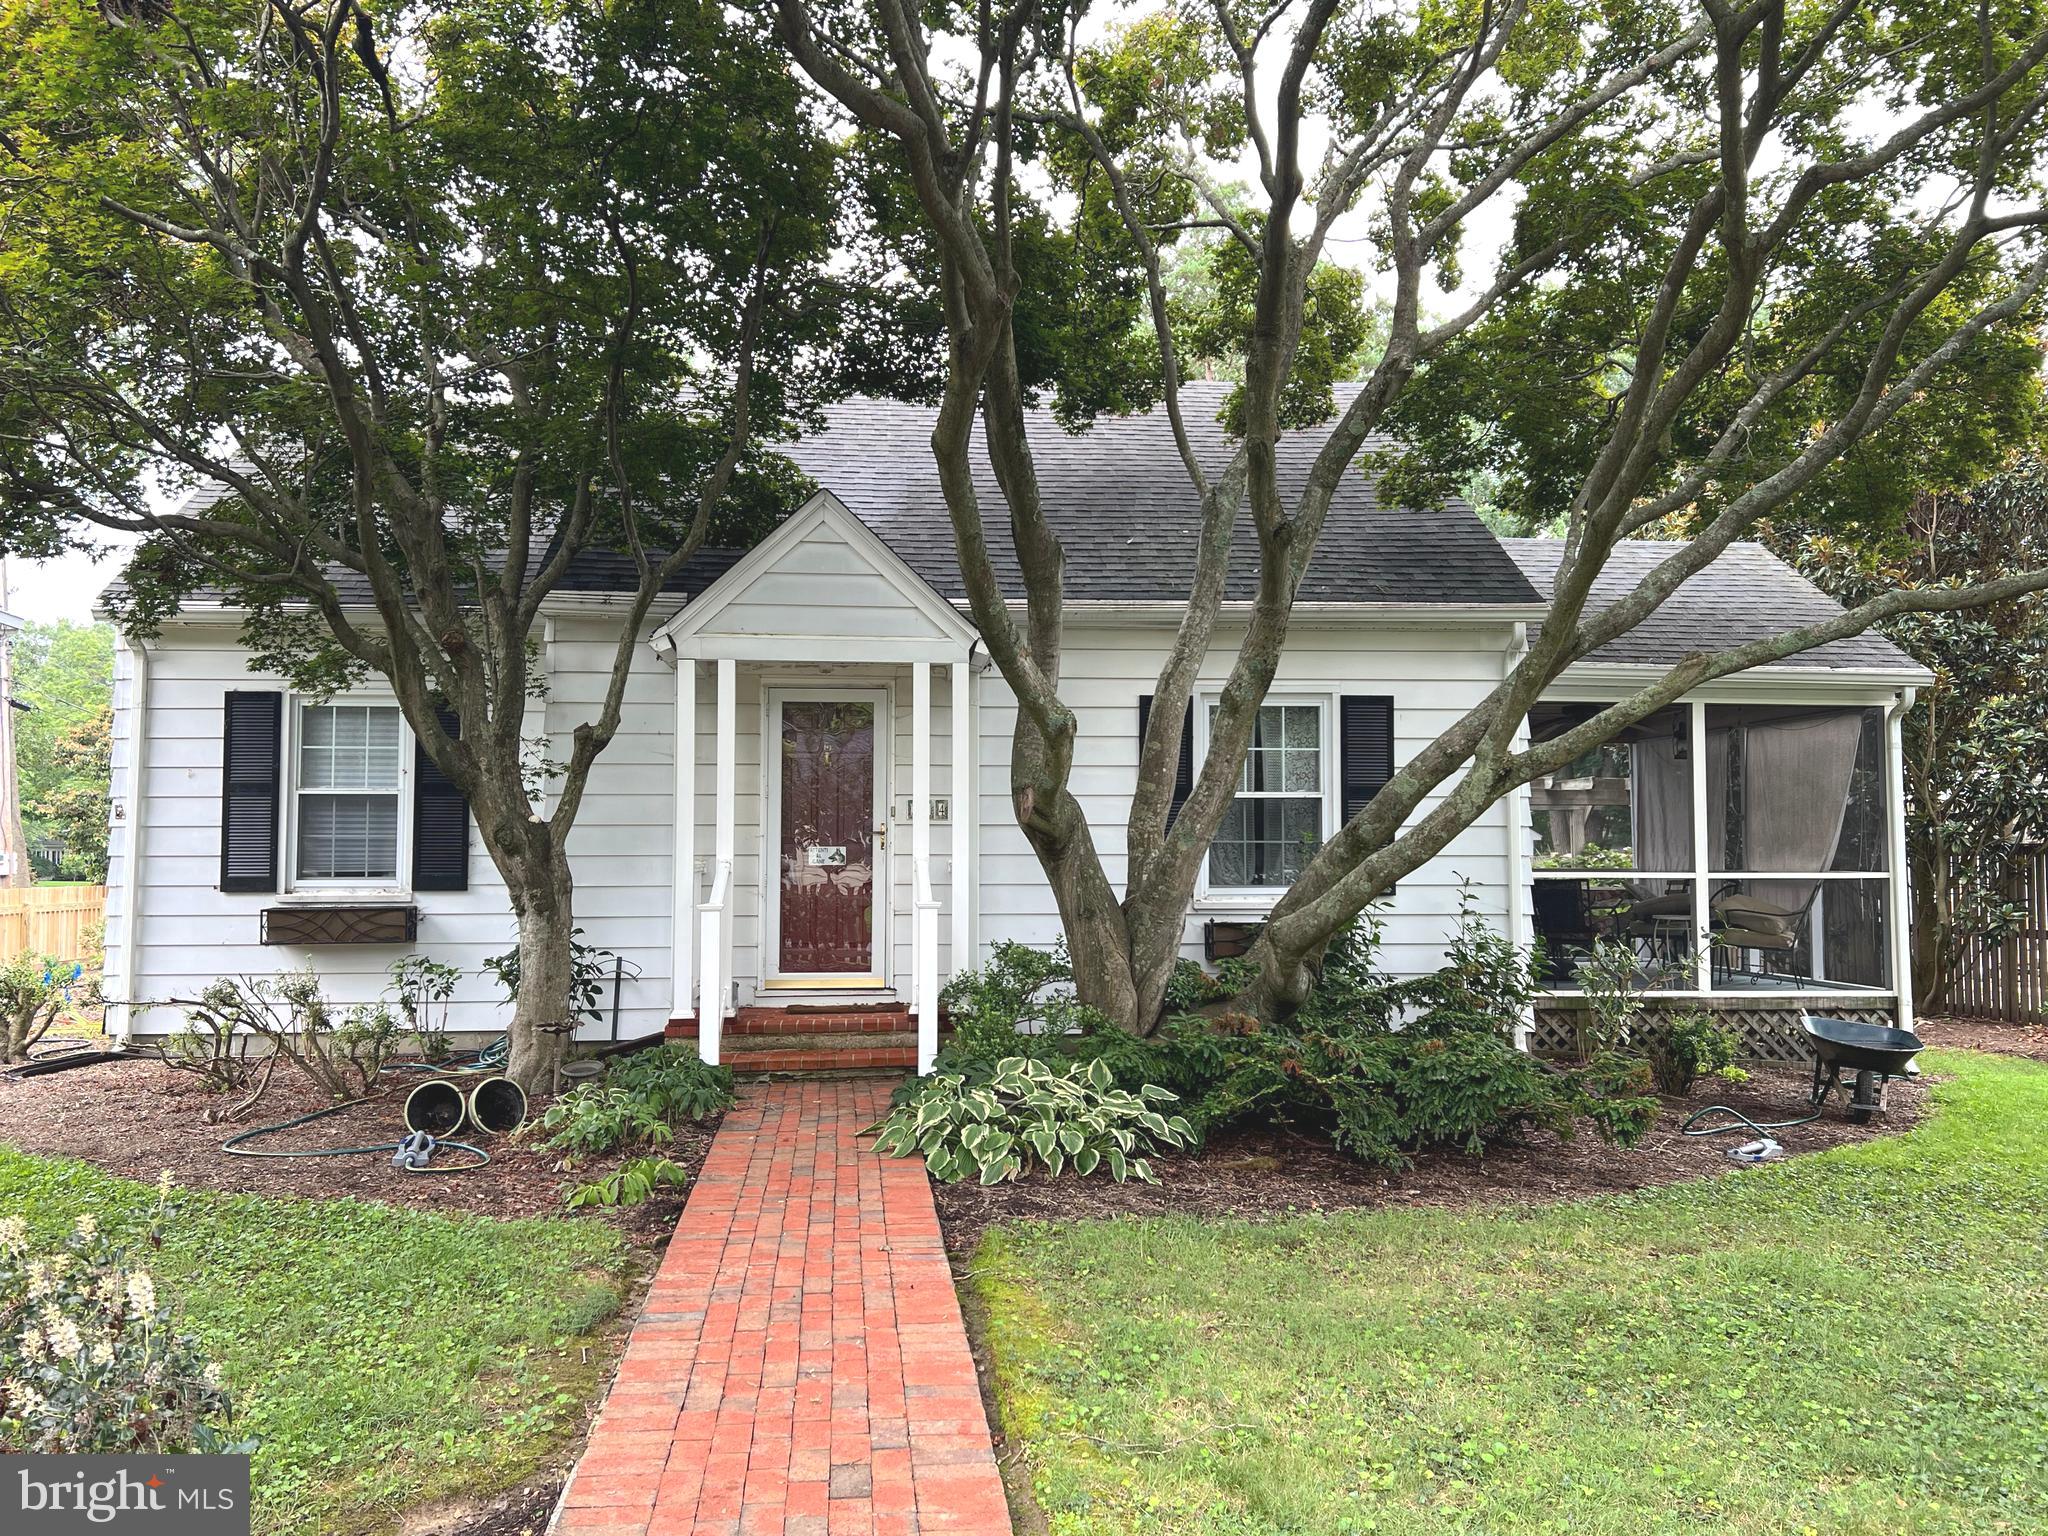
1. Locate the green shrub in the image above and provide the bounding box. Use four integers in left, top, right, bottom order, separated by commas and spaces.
939, 939, 1116, 1062
482, 928, 625, 1028
0, 1184, 242, 1454
869, 1057, 1195, 1185
535, 1045, 733, 1162
1183, 1018, 1657, 1169
1640, 1010, 1739, 1095
1575, 1050, 1661, 1145
1, 953, 95, 1065
1569, 938, 1649, 1058
536, 1086, 675, 1159
565, 1156, 690, 1209
387, 956, 460, 1062
604, 1043, 736, 1122
332, 1003, 406, 1089
1396, 884, 1545, 1039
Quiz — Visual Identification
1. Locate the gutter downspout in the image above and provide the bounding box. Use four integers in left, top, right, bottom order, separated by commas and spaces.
1502, 623, 1535, 1051
113, 634, 151, 1042
1885, 686, 1918, 1033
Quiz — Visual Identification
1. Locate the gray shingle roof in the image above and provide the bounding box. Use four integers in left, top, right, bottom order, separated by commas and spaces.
145, 388, 1538, 610
1500, 538, 1924, 674
776, 385, 1542, 606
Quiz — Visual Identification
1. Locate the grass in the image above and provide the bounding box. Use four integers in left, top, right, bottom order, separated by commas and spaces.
1, 1150, 634, 1534
974, 1049, 2048, 1536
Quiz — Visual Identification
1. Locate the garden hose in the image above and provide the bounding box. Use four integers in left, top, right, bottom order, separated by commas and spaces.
381, 1033, 511, 1075
221, 1098, 490, 1173
1679, 1102, 1825, 1140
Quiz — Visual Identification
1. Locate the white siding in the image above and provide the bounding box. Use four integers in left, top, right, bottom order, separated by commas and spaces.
113, 626, 523, 1037
974, 622, 1523, 980
112, 611, 1519, 1037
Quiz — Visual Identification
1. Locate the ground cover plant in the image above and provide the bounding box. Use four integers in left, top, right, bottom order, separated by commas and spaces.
533, 1043, 734, 1206
974, 1049, 2048, 1535
0, 1150, 630, 1535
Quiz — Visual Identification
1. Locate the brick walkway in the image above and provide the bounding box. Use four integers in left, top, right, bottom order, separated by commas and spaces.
554, 1080, 1011, 1536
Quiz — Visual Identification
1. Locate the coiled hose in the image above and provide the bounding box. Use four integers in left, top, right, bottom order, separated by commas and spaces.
222, 1098, 489, 1172
218, 1034, 511, 1172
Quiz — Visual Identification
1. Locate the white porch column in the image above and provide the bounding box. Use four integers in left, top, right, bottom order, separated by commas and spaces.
1690, 698, 1712, 992
950, 657, 974, 980
670, 657, 696, 1021
712, 657, 737, 1022
1887, 689, 1917, 1031
912, 661, 938, 1070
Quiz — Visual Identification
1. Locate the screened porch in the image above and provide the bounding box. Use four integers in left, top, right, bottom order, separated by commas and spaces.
1526, 698, 1909, 1004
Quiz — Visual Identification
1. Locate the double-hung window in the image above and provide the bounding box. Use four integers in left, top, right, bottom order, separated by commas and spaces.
1207, 701, 1328, 890
294, 702, 403, 884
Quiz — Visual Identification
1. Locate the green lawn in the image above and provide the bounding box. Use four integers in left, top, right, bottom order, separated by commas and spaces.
2, 1151, 633, 1534
975, 1049, 2048, 1536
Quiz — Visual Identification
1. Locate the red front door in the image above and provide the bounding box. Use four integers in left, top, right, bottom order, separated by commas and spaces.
775, 696, 881, 977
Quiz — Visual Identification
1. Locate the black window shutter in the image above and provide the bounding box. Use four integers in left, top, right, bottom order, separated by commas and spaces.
1137, 694, 1196, 830
1340, 695, 1395, 823
220, 691, 282, 892
412, 707, 470, 891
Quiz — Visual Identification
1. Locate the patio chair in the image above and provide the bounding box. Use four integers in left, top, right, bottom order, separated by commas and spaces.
1708, 883, 1821, 985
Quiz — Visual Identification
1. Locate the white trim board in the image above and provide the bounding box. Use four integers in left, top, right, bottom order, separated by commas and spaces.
653, 491, 979, 661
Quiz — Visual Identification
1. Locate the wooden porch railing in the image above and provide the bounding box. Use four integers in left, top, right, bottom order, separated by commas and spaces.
0, 885, 106, 965
696, 859, 732, 1065
912, 857, 940, 1074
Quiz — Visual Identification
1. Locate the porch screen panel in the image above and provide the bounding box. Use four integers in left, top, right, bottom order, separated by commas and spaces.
1528, 703, 1693, 871
778, 700, 877, 974
1704, 705, 1890, 992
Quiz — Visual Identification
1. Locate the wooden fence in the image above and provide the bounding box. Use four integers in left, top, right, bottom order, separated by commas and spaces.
0, 885, 107, 965
1935, 849, 2048, 1023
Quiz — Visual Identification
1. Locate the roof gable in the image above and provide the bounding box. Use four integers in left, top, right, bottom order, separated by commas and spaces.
654, 490, 977, 659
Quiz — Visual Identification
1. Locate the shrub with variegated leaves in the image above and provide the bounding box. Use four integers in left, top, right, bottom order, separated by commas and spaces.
867, 1056, 1194, 1185
0, 1177, 243, 1454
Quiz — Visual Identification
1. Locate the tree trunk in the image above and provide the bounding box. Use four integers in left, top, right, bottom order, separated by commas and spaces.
475, 798, 580, 1095
506, 886, 576, 1094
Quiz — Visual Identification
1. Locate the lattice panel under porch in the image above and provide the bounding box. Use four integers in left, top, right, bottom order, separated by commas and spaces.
1530, 998, 1900, 1061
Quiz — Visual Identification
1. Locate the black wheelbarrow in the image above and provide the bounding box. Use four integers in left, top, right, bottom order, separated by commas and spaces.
1804, 1015, 1924, 1123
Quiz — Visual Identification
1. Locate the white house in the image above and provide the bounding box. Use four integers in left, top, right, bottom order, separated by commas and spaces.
100, 387, 1932, 1071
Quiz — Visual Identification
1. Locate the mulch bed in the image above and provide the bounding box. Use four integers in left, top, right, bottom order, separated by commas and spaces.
0, 1053, 715, 1239
931, 1060, 1925, 1258
1917, 1015, 2048, 1061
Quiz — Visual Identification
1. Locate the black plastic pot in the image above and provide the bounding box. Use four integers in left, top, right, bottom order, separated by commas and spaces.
403, 1079, 467, 1138
466, 1075, 528, 1136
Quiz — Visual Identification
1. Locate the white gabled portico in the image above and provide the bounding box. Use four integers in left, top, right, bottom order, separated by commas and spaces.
648, 491, 981, 1073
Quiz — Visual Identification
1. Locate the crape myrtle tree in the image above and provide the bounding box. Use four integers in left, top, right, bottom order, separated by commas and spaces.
0, 0, 846, 1088
769, 0, 2048, 1031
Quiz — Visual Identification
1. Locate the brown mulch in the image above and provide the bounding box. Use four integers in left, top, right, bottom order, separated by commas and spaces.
931, 1061, 1925, 1257
0, 1054, 716, 1239
1917, 1015, 2048, 1062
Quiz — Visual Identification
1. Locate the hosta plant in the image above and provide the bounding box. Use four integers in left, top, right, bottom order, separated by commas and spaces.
869, 1057, 1194, 1185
